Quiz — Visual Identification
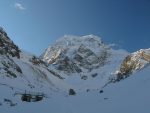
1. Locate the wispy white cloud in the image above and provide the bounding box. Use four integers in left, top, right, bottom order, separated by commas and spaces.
14, 3, 26, 10
107, 43, 116, 48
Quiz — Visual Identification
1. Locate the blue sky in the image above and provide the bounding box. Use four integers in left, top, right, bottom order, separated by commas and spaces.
0, 0, 150, 55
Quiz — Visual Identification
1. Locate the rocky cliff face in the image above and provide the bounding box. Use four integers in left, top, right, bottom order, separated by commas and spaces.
116, 48, 150, 81
0, 27, 20, 58
0, 27, 22, 78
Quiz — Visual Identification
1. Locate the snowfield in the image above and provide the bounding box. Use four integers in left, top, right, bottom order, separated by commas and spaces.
0, 65, 150, 113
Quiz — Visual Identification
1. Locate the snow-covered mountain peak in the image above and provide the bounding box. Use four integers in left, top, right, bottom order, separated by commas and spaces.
41, 35, 128, 89
42, 35, 106, 64
55, 34, 102, 46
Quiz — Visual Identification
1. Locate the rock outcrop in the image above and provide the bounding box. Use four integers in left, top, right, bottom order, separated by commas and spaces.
0, 27, 20, 58
116, 48, 150, 81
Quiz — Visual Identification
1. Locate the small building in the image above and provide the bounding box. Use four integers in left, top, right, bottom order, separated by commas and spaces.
21, 94, 43, 102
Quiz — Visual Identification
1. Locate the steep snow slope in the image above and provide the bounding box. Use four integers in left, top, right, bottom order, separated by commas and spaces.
0, 50, 70, 92
0, 28, 70, 105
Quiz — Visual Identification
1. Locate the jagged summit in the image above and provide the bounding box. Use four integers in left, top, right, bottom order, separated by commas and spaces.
42, 35, 112, 74
55, 34, 103, 46
42, 35, 103, 63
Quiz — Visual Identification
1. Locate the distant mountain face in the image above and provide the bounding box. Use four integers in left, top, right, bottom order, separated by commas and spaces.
42, 34, 150, 85
42, 35, 110, 73
42, 35, 124, 75
41, 35, 130, 89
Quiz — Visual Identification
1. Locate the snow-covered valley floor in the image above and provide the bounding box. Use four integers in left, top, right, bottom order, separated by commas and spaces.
1, 65, 150, 113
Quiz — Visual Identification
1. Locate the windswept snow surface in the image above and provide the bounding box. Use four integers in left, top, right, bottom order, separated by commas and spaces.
1, 65, 150, 113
